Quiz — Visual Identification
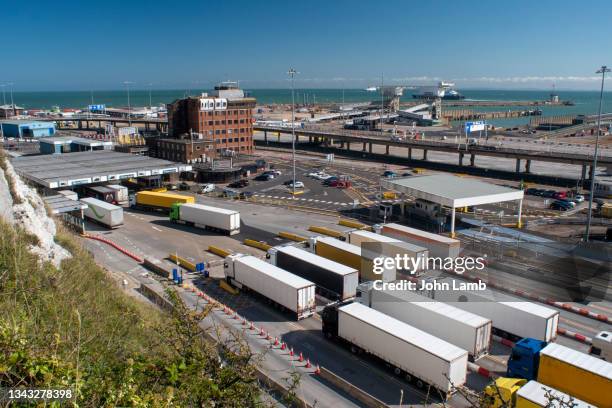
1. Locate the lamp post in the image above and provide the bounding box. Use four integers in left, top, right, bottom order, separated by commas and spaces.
288, 68, 298, 195
123, 81, 133, 127
1, 83, 6, 105
585, 65, 610, 242
8, 83, 14, 116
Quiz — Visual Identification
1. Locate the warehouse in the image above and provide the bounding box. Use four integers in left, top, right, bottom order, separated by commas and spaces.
10, 150, 191, 189
1, 120, 56, 138
39, 136, 113, 154
381, 174, 524, 237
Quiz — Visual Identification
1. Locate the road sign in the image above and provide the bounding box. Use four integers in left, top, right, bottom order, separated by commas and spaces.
88, 104, 106, 112
465, 121, 485, 133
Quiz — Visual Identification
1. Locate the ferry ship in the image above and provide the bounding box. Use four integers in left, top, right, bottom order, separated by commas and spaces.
412, 81, 465, 100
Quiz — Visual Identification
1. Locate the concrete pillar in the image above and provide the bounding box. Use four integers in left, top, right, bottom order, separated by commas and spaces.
459, 152, 464, 166
362, 142, 367, 151
346, 142, 350, 150
308, 136, 312, 143
385, 145, 390, 155
581, 164, 587, 180
145, 122, 150, 131
368, 143, 373, 153
340, 141, 345, 148
86, 121, 90, 129
408, 148, 412, 160
515, 158, 521, 173
525, 159, 531, 173
264, 131, 268, 143
78, 120, 82, 129
588, 165, 594, 180
450, 207, 456, 238
296, 134, 300, 144
470, 154, 475, 166
329, 138, 333, 145
422, 149, 428, 161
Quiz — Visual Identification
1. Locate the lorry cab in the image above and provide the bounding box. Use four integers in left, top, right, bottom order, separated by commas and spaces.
483, 377, 527, 408
590, 331, 612, 361
507, 338, 547, 380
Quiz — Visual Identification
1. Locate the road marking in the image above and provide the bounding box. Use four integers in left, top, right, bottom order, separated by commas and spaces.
152, 226, 162, 232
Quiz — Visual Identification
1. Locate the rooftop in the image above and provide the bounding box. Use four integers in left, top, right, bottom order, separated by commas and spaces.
39, 136, 113, 147
382, 174, 524, 208
43, 195, 87, 215
157, 138, 213, 144
1, 119, 56, 126
10, 150, 191, 189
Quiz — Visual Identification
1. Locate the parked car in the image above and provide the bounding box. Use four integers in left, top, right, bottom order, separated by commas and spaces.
317, 173, 333, 180
178, 182, 191, 191
382, 170, 397, 178
222, 188, 240, 199
199, 183, 215, 194
228, 179, 249, 188
573, 194, 585, 203
239, 191, 254, 199
286, 181, 304, 189
165, 183, 178, 191
553, 191, 567, 200
550, 200, 572, 211
323, 176, 339, 186
254, 174, 274, 181
542, 190, 557, 198
525, 188, 539, 195
557, 198, 576, 207
263, 170, 281, 176
401, 172, 412, 177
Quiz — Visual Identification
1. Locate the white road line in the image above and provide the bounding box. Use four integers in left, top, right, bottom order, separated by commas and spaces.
152, 226, 162, 232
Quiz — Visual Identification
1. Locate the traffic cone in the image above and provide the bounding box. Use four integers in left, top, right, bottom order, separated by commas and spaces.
289, 347, 294, 357
281, 342, 286, 351
249, 322, 254, 330
274, 337, 279, 346
259, 328, 265, 336
305, 359, 311, 368
298, 352, 304, 362
314, 365, 321, 375
266, 332, 271, 340
233, 313, 238, 320
242, 319, 247, 326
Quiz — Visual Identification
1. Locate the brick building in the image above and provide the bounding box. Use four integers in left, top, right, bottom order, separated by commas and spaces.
153, 138, 214, 163
167, 82, 256, 156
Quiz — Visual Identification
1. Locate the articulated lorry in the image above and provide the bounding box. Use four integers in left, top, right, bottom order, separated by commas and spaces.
322, 302, 468, 398
358, 282, 492, 359
169, 203, 240, 235
378, 223, 460, 258
267, 245, 359, 300
484, 378, 595, 408
224, 254, 315, 320
80, 197, 123, 228
506, 338, 611, 407
134, 191, 194, 212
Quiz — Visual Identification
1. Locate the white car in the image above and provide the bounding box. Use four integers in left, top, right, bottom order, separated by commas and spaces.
200, 183, 215, 193
287, 181, 304, 188
573, 194, 585, 203
307, 171, 321, 178
315, 173, 332, 180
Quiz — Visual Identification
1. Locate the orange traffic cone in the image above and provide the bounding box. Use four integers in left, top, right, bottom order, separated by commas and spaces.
305, 359, 311, 368
289, 347, 294, 357
314, 365, 321, 375
259, 328, 265, 336
281, 342, 286, 350
274, 337, 279, 346
298, 352, 304, 362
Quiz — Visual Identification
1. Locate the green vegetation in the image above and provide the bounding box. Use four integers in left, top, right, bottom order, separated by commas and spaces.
0, 221, 263, 407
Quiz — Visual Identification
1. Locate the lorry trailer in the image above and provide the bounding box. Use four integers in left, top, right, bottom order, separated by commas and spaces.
134, 191, 195, 211
358, 282, 492, 359
484, 378, 595, 408
169, 203, 240, 235
80, 197, 124, 228
311, 236, 396, 282
106, 184, 129, 204
268, 245, 359, 300
507, 339, 612, 407
86, 185, 118, 204
322, 302, 468, 397
378, 223, 460, 258
347, 229, 429, 276
422, 276, 559, 342
224, 254, 315, 320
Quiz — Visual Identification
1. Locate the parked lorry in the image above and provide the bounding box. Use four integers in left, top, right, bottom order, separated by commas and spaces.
106, 184, 129, 204
423, 276, 559, 342
591, 331, 612, 361
224, 254, 315, 320
358, 282, 492, 359
80, 197, 124, 228
267, 245, 359, 300
86, 185, 118, 204
378, 223, 460, 258
347, 229, 429, 276
507, 338, 611, 407
322, 301, 468, 398
169, 203, 240, 235
134, 191, 194, 211
483, 378, 595, 408
311, 236, 396, 282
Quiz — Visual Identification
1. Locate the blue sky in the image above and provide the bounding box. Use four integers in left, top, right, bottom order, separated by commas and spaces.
2, 0, 612, 90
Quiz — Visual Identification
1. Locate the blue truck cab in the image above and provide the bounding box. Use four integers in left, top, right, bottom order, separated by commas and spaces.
506, 338, 547, 380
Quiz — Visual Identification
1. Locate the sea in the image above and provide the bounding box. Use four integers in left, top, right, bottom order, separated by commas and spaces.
4, 89, 611, 127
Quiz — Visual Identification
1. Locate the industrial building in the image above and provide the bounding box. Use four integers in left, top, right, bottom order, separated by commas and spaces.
151, 137, 215, 163
167, 81, 256, 155
10, 150, 191, 189
382, 174, 524, 237
1, 120, 56, 138
0, 104, 24, 118
39, 136, 113, 154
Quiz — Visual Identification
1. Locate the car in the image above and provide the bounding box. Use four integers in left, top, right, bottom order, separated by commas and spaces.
263, 170, 281, 176
557, 198, 576, 207
199, 183, 215, 194
178, 182, 191, 191
542, 190, 557, 198
239, 191, 254, 199
222, 188, 240, 198
228, 179, 249, 188
307, 171, 320, 178
550, 200, 573, 211
165, 183, 178, 191
553, 191, 567, 200
254, 174, 274, 181
382, 170, 397, 178
323, 176, 339, 186
525, 188, 539, 195
286, 181, 304, 188
401, 172, 412, 177
317, 173, 333, 180
573, 194, 585, 203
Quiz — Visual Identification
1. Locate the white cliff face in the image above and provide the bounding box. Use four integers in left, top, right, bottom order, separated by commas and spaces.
1, 158, 71, 267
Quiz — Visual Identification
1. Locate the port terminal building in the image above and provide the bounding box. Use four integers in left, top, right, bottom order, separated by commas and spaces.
10, 150, 192, 189
382, 174, 524, 237
39, 136, 113, 154
1, 120, 56, 138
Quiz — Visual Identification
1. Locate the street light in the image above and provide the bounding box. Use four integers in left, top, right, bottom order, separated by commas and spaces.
0, 83, 6, 106
8, 83, 14, 116
288, 68, 298, 195
585, 65, 610, 242
123, 81, 134, 127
